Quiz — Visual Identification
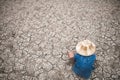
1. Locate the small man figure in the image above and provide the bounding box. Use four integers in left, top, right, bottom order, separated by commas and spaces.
68, 40, 96, 80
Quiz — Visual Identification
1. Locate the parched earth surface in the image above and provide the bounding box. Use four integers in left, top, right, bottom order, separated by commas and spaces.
0, 0, 120, 80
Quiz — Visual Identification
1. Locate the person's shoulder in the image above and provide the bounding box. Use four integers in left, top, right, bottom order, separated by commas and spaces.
74, 53, 81, 56
90, 53, 96, 59
74, 53, 81, 58
92, 53, 96, 57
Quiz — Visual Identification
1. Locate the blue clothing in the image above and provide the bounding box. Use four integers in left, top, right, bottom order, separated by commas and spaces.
72, 53, 96, 79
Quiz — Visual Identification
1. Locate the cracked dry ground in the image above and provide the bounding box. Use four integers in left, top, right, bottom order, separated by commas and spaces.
0, 0, 120, 80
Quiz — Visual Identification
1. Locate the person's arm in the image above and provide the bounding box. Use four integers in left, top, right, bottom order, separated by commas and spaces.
67, 51, 76, 65
68, 51, 75, 58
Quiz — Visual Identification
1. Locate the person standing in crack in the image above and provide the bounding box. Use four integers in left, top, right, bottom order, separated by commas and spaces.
68, 40, 96, 80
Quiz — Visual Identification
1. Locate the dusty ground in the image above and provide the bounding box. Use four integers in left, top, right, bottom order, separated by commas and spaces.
0, 0, 120, 80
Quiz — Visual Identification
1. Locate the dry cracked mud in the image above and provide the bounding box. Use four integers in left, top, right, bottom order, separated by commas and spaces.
0, 0, 120, 80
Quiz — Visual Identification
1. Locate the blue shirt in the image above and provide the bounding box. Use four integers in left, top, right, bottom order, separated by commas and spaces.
72, 53, 96, 79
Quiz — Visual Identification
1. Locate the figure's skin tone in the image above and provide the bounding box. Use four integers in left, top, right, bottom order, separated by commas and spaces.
68, 51, 75, 58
